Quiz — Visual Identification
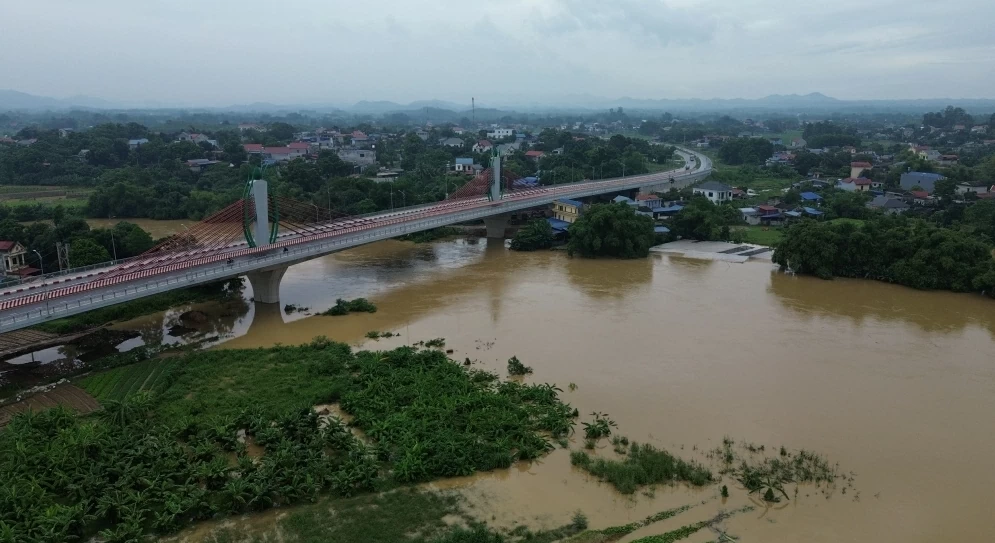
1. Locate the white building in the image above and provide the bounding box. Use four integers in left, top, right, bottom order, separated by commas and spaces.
337, 148, 376, 167
486, 128, 514, 139
693, 181, 733, 204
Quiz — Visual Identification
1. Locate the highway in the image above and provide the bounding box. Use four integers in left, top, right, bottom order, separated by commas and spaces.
0, 149, 711, 332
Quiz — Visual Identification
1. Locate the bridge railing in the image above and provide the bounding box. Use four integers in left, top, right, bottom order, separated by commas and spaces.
0, 158, 712, 332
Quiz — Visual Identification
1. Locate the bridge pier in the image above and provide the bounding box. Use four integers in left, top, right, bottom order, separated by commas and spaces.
483, 214, 510, 239
247, 267, 287, 304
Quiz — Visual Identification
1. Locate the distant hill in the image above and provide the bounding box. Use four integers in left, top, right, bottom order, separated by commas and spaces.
0, 89, 114, 110
3, 88, 994, 115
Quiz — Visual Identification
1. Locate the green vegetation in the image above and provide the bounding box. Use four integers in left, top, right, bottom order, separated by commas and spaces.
340, 345, 573, 481
570, 442, 713, 494
32, 279, 241, 334
0, 340, 575, 541
582, 411, 617, 440
510, 218, 554, 251
507, 355, 533, 376
397, 226, 462, 243
734, 225, 784, 246
322, 297, 377, 316
0, 216, 156, 275
671, 197, 741, 241
79, 358, 180, 402
717, 138, 774, 166
773, 215, 995, 294
567, 203, 655, 258
365, 330, 397, 340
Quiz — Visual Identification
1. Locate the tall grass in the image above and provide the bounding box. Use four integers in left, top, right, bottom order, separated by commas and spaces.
571, 443, 713, 494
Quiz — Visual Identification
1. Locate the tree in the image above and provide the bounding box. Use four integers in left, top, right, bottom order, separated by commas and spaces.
566, 203, 655, 259
510, 219, 554, 251
68, 238, 111, 267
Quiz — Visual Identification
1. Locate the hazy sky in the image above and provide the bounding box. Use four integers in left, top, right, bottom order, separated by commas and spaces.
2, 0, 994, 106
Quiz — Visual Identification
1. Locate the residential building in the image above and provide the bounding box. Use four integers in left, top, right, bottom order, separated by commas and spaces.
238, 123, 266, 132
127, 138, 149, 150
178, 132, 210, 145
453, 157, 474, 173
336, 148, 376, 167
693, 181, 733, 204
910, 191, 932, 205
439, 137, 464, 148
634, 194, 662, 209
612, 195, 637, 207
799, 192, 823, 203
900, 172, 945, 194
473, 140, 493, 153
868, 196, 909, 214
185, 159, 219, 173
58, 128, 74, 138
0, 241, 37, 277
288, 142, 311, 154
789, 138, 807, 149
850, 161, 872, 178
918, 149, 942, 162
496, 142, 520, 156
17, 138, 37, 146
970, 125, 988, 134
838, 177, 872, 192
524, 150, 545, 160
938, 154, 959, 166
243, 143, 264, 155
955, 183, 990, 196
486, 128, 514, 139
740, 207, 761, 226
552, 199, 583, 223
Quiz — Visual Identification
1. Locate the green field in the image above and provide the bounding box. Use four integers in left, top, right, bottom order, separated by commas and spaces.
79, 358, 180, 402
735, 226, 784, 246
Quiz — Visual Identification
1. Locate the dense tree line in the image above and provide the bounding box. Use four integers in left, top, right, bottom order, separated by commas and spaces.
533, 131, 675, 183
567, 203, 656, 258
0, 215, 154, 274
717, 138, 774, 166
773, 216, 995, 295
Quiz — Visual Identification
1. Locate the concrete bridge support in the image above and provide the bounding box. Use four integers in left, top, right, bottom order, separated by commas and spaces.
247, 267, 287, 304
483, 214, 510, 239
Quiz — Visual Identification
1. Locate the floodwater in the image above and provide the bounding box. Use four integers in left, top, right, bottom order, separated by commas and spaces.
124, 237, 995, 542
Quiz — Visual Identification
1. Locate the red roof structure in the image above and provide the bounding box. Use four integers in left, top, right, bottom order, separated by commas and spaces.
243, 143, 263, 153
851, 161, 872, 168
0, 241, 17, 251
288, 142, 310, 150
525, 150, 545, 158
843, 177, 872, 186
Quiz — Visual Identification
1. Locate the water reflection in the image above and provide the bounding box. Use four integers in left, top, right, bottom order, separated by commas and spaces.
767, 270, 995, 338
563, 257, 653, 300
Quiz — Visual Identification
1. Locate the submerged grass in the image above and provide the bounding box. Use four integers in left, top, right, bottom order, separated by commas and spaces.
322, 298, 377, 316
571, 443, 713, 494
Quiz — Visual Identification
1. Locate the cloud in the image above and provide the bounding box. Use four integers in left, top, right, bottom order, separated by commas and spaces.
542, 0, 716, 46
0, 0, 993, 104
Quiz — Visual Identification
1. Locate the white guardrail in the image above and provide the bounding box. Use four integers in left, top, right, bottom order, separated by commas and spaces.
0, 155, 710, 332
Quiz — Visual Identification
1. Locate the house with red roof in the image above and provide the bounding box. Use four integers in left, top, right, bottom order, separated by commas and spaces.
288, 142, 311, 152
243, 143, 264, 154
473, 140, 493, 153
0, 241, 39, 277
524, 150, 545, 160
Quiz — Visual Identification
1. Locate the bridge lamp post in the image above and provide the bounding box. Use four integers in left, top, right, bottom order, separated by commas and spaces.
389, 182, 394, 210
398, 190, 406, 208
32, 250, 44, 275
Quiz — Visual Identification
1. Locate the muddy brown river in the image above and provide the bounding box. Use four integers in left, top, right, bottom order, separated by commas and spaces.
114, 237, 995, 542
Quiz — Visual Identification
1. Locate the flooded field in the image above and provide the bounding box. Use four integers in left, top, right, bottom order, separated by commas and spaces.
113, 238, 995, 541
